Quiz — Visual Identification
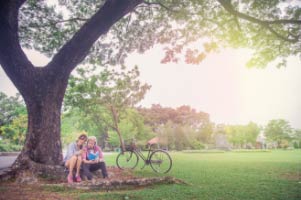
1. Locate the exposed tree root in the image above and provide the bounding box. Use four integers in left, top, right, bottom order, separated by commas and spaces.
0, 156, 65, 183
0, 167, 15, 181
44, 176, 188, 191
1, 156, 188, 191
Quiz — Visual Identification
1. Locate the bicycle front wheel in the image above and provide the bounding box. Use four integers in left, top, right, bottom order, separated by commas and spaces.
149, 150, 172, 173
116, 151, 139, 170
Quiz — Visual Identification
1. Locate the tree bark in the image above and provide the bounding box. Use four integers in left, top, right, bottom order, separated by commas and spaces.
22, 92, 62, 165
110, 106, 125, 152
13, 69, 69, 167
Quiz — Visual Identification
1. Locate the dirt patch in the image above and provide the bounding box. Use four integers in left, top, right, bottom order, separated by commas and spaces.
280, 172, 301, 181
0, 166, 182, 200
0, 182, 74, 200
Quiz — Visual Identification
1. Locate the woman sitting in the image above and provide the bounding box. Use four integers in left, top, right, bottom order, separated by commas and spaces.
63, 133, 87, 183
82, 136, 108, 180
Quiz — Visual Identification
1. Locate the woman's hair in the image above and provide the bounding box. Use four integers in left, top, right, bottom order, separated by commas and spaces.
87, 136, 97, 145
76, 133, 87, 149
78, 134, 88, 141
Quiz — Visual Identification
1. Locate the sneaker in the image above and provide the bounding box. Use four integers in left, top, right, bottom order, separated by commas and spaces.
67, 174, 73, 184
75, 175, 82, 182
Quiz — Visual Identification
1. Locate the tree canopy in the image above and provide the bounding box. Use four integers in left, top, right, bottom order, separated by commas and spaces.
225, 122, 260, 148
265, 119, 293, 148
138, 104, 213, 149
19, 0, 301, 68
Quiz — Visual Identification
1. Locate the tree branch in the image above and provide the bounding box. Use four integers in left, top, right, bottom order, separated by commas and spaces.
217, 0, 300, 43
51, 17, 88, 25
46, 0, 143, 77
266, 25, 299, 43
0, 1, 35, 92
142, 0, 175, 12
25, 17, 88, 28
267, 19, 301, 25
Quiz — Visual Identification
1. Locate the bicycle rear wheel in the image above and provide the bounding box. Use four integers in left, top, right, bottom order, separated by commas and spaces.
149, 150, 172, 173
116, 151, 139, 170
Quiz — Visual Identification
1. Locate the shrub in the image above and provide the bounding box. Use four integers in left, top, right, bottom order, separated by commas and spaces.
232, 149, 271, 153
182, 150, 225, 153
0, 140, 23, 152
190, 140, 206, 150
293, 141, 300, 149
279, 139, 289, 149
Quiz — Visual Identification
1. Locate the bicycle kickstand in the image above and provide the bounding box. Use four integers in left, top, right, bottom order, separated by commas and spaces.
140, 162, 146, 170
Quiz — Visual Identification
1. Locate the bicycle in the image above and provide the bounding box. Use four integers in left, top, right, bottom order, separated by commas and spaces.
116, 140, 172, 174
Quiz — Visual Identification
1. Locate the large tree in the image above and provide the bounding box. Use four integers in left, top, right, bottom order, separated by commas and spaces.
225, 122, 260, 148
265, 119, 293, 148
138, 105, 213, 148
0, 0, 300, 174
0, 0, 144, 171
64, 65, 151, 151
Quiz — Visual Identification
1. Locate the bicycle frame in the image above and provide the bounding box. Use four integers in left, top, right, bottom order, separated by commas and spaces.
137, 148, 150, 159
131, 145, 155, 168
117, 143, 172, 173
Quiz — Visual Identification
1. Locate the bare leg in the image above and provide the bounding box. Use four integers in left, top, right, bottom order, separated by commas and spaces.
65, 156, 77, 177
75, 156, 82, 177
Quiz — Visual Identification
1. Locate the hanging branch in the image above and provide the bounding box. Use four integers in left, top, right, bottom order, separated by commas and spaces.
217, 0, 300, 43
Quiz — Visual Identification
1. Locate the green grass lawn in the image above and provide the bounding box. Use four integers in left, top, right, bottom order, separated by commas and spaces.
66, 150, 301, 200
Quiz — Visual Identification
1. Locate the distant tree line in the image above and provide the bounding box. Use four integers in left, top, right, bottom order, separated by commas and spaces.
1, 66, 301, 151
137, 104, 213, 150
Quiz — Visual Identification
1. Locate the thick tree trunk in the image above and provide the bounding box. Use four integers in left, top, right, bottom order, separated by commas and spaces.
8, 74, 69, 183
12, 70, 69, 169
22, 98, 62, 164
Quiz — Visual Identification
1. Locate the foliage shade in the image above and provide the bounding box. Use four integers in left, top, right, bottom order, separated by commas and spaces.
19, 0, 301, 68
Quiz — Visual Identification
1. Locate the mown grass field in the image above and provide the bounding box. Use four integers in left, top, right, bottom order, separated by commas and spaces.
57, 150, 301, 200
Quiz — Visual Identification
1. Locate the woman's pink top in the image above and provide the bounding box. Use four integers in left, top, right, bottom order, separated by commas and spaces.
82, 145, 104, 160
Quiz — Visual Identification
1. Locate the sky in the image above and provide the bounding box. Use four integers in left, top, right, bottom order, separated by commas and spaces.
127, 47, 301, 129
0, 47, 301, 129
